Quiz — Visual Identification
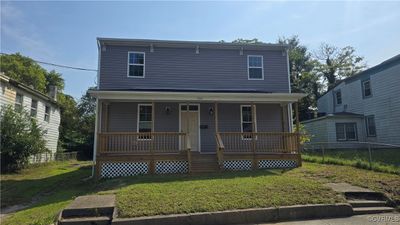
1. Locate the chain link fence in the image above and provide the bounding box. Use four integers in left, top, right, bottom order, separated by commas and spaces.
302, 142, 400, 174
29, 151, 79, 164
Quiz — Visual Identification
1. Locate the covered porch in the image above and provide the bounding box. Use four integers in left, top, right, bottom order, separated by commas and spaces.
89, 90, 305, 178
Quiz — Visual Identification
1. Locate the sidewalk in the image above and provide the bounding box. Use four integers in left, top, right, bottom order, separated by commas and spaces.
260, 213, 400, 225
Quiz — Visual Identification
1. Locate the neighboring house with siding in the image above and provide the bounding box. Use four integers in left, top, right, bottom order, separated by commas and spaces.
0, 74, 61, 155
303, 54, 400, 147
89, 38, 305, 178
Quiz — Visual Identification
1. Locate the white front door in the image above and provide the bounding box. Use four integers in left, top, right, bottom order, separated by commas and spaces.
180, 104, 200, 151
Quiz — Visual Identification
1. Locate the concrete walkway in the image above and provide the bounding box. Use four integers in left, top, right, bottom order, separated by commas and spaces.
324, 182, 374, 193
259, 213, 400, 225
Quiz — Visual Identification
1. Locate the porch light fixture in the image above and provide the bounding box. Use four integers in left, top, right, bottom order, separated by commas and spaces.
208, 107, 214, 116
165, 106, 171, 115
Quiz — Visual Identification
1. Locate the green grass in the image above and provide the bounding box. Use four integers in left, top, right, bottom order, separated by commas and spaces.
116, 171, 342, 217
302, 148, 400, 174
1, 161, 399, 224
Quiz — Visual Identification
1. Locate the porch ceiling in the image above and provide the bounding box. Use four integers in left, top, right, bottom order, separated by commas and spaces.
88, 90, 306, 103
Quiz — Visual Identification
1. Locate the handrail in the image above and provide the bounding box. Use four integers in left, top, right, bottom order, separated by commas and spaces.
216, 133, 225, 150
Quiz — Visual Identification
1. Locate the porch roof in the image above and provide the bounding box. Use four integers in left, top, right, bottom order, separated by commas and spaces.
88, 89, 306, 103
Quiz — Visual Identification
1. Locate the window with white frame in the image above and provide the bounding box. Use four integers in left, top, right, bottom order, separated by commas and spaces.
336, 123, 357, 141
335, 90, 342, 105
365, 115, 376, 137
128, 52, 145, 77
15, 93, 23, 111
31, 99, 38, 118
248, 55, 263, 80
137, 104, 153, 139
362, 79, 372, 98
241, 105, 256, 139
44, 105, 50, 122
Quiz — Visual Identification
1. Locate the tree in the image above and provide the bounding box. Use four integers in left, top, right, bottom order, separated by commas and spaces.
232, 38, 264, 44
57, 94, 80, 151
76, 89, 97, 158
0, 53, 65, 93
314, 43, 366, 90
0, 53, 47, 92
1, 106, 47, 172
278, 36, 321, 120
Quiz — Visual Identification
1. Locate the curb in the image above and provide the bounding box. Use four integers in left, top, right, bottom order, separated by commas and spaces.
112, 203, 353, 225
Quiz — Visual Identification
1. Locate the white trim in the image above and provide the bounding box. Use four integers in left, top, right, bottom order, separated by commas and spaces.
247, 55, 264, 80
97, 40, 101, 88
137, 103, 153, 140
179, 103, 201, 152
286, 49, 291, 93
127, 51, 145, 78
92, 99, 100, 177
240, 105, 257, 140
89, 90, 306, 103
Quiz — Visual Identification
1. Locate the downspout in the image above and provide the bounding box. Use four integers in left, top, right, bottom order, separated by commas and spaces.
285, 48, 293, 132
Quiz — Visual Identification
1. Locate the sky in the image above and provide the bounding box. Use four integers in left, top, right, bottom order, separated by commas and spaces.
1, 1, 400, 99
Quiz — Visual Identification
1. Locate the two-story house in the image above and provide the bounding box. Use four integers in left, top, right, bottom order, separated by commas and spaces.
303, 54, 400, 148
0, 73, 61, 160
89, 38, 305, 178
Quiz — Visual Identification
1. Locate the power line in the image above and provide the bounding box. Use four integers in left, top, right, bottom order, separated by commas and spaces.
0, 52, 98, 72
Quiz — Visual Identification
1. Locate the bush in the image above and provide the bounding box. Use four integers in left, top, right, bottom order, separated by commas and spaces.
1, 105, 48, 172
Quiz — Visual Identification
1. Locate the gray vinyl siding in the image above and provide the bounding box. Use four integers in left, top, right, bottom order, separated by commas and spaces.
0, 82, 60, 153
105, 102, 286, 152
316, 61, 400, 146
99, 45, 289, 93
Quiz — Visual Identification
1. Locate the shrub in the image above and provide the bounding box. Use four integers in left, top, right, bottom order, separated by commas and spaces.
1, 105, 48, 172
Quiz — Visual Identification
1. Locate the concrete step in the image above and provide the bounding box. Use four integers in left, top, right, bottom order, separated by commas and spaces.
345, 192, 386, 201
61, 207, 114, 218
58, 216, 111, 225
353, 206, 395, 215
348, 200, 387, 208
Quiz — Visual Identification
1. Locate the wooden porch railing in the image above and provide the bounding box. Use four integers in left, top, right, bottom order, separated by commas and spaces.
217, 132, 299, 153
98, 132, 188, 154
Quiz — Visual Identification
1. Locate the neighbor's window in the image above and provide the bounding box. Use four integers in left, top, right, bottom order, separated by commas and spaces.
248, 55, 263, 80
137, 104, 153, 139
30, 99, 38, 118
365, 115, 376, 137
44, 105, 50, 122
15, 93, 23, 111
128, 52, 145, 77
335, 90, 342, 105
336, 123, 357, 141
241, 105, 256, 139
362, 79, 372, 98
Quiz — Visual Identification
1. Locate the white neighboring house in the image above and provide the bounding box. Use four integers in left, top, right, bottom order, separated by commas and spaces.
0, 74, 61, 156
302, 54, 400, 148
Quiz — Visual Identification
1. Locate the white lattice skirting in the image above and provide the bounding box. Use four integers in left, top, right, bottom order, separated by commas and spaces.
223, 160, 252, 170
258, 160, 297, 169
155, 161, 188, 174
101, 162, 149, 178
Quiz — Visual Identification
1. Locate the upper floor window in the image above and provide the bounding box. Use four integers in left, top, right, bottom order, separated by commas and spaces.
248, 55, 264, 80
365, 115, 376, 137
15, 93, 23, 111
362, 79, 372, 98
335, 90, 342, 105
128, 52, 145, 78
44, 105, 51, 122
137, 104, 153, 139
30, 99, 38, 118
336, 123, 357, 141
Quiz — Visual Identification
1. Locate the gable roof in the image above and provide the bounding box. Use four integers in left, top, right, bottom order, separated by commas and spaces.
97, 37, 288, 51
318, 54, 400, 99
0, 73, 58, 106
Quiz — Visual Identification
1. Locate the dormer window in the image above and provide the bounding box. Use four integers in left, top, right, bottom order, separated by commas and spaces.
248, 55, 264, 80
128, 52, 145, 78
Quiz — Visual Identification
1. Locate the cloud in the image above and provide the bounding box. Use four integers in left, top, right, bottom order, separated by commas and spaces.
1, 2, 53, 57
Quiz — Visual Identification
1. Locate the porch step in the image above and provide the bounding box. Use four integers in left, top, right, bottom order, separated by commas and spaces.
190, 153, 220, 173
353, 207, 395, 215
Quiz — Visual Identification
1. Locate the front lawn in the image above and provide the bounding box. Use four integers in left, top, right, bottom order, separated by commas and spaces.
1, 161, 399, 225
